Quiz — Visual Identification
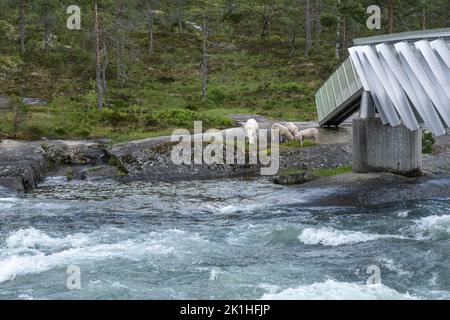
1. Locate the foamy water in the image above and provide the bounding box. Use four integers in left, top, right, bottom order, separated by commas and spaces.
1, 178, 450, 299
261, 280, 418, 300
297, 227, 409, 246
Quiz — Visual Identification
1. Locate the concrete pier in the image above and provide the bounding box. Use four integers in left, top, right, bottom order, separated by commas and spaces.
352, 118, 422, 177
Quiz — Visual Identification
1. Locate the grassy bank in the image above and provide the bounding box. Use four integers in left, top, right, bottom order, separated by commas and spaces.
0, 2, 341, 142
279, 165, 353, 178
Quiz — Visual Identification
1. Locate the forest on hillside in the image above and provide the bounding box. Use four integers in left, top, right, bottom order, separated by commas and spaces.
1, 0, 449, 142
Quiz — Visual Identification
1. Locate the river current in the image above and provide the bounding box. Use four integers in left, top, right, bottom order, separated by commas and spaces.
1, 176, 450, 299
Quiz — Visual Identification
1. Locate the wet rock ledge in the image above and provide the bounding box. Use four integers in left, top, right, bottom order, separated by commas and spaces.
0, 137, 352, 193
0, 140, 112, 192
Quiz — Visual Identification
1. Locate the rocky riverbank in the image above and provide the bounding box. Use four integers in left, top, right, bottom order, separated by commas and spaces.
0, 140, 47, 192
2, 122, 450, 207
0, 122, 354, 192
0, 137, 352, 192
0, 140, 112, 192
295, 171, 450, 207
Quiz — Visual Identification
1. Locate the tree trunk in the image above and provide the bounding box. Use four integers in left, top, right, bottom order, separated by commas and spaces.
261, 16, 269, 40
288, 32, 296, 58
304, 0, 311, 57
121, 38, 127, 80
94, 1, 103, 112
201, 14, 208, 102
342, 18, 347, 54
146, 2, 154, 56
448, 0, 450, 22
388, 0, 395, 33
176, 0, 183, 32
336, 0, 340, 59
43, 1, 49, 54
101, 41, 108, 105
315, 0, 322, 47
19, 0, 25, 54
261, 5, 274, 41
116, 41, 121, 81
422, 7, 426, 30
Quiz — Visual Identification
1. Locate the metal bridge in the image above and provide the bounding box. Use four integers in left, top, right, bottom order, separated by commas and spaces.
315, 28, 450, 137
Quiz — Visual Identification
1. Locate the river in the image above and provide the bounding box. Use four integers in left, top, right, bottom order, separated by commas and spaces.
1, 176, 450, 299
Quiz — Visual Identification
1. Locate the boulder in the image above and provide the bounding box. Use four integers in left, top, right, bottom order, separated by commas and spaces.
44, 141, 106, 166
0, 140, 47, 192
273, 171, 315, 186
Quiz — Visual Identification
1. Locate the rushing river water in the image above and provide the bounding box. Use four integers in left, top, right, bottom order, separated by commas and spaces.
1, 176, 450, 300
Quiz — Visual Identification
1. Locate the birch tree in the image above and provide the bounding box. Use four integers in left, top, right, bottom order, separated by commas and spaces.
305, 0, 312, 57
314, 0, 322, 47
261, 2, 276, 41
146, 0, 155, 56
19, 0, 26, 54
39, 0, 57, 54
387, 0, 395, 33
94, 0, 103, 112
176, 0, 184, 32
201, 14, 208, 101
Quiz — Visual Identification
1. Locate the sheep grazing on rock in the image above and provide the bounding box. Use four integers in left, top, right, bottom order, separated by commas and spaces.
283, 122, 299, 137
272, 123, 294, 143
295, 128, 319, 146
244, 119, 259, 144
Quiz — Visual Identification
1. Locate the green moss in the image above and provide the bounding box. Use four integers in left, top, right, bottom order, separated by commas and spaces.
280, 139, 317, 150
107, 155, 128, 176
311, 165, 353, 177
278, 165, 352, 178
66, 168, 74, 181
278, 168, 306, 177
422, 132, 435, 154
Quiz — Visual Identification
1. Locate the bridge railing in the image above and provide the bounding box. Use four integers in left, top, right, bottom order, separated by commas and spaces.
315, 57, 363, 125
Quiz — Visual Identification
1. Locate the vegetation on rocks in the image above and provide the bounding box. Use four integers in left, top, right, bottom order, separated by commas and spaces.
422, 132, 436, 154
279, 164, 352, 178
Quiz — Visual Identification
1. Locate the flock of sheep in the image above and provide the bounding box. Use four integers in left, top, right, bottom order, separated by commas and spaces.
243, 119, 319, 145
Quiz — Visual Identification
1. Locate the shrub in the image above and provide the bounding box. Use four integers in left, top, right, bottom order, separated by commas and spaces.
202, 114, 233, 129
18, 125, 46, 140
144, 108, 194, 129
144, 108, 233, 131
208, 88, 226, 105
422, 132, 435, 154
98, 109, 139, 127
75, 127, 91, 138
320, 13, 338, 28
54, 127, 67, 136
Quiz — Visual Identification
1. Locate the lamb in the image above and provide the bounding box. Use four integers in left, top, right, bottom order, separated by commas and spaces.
295, 128, 319, 146
283, 122, 299, 137
244, 119, 259, 144
271, 123, 294, 143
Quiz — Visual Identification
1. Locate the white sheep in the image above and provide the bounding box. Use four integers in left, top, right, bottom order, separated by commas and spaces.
244, 119, 259, 144
295, 128, 319, 146
272, 123, 294, 143
283, 122, 299, 137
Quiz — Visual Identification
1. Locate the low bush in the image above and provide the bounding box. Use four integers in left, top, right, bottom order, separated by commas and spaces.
422, 132, 435, 154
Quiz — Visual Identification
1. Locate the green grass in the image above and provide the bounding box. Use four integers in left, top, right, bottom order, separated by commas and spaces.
278, 165, 352, 178
278, 168, 306, 177
280, 139, 317, 150
310, 165, 353, 177
66, 168, 74, 181
0, 5, 337, 142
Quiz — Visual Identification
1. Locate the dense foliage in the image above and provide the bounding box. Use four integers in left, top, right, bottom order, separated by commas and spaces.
0, 0, 449, 141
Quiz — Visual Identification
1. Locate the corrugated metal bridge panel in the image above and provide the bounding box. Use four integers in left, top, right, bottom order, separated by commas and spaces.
315, 28, 450, 136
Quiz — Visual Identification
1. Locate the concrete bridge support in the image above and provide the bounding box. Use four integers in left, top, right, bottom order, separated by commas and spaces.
352, 118, 423, 177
